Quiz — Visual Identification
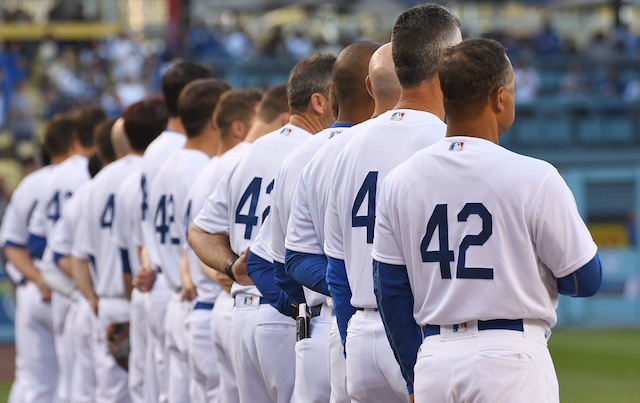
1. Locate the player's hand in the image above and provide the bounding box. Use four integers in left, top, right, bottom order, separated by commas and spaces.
90, 295, 100, 316
211, 270, 234, 293
232, 247, 254, 286
181, 285, 197, 302
410, 393, 414, 403
36, 279, 52, 302
134, 267, 156, 292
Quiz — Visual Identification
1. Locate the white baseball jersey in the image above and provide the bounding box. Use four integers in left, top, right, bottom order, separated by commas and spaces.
149, 148, 210, 291
140, 131, 186, 270
372, 137, 598, 328
324, 110, 446, 309
72, 155, 143, 298
184, 142, 251, 303
48, 182, 92, 264
252, 127, 347, 306
28, 155, 90, 239
111, 168, 143, 276
193, 124, 312, 297
1, 166, 54, 281
285, 120, 372, 256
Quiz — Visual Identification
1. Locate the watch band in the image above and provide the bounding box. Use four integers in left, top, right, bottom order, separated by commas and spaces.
225, 256, 239, 282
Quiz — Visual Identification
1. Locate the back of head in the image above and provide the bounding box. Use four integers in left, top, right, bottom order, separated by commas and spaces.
214, 88, 264, 138
332, 41, 381, 117
110, 118, 131, 158
178, 78, 232, 138
124, 97, 169, 152
368, 43, 400, 102
74, 105, 107, 148
438, 39, 512, 120
43, 114, 76, 158
287, 53, 336, 115
94, 118, 118, 166
257, 83, 289, 123
162, 62, 216, 116
392, 4, 461, 88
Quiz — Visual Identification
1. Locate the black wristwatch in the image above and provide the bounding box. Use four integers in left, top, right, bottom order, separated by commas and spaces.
288, 303, 299, 320
224, 256, 239, 282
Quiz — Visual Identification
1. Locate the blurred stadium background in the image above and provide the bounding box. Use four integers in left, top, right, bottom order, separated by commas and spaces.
0, 0, 638, 401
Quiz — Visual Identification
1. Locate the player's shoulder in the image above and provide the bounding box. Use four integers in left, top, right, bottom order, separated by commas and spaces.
12, 165, 53, 197
251, 124, 312, 151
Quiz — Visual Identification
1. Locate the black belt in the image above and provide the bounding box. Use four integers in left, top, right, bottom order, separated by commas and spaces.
422, 319, 524, 338
194, 301, 214, 310
309, 304, 322, 317
356, 307, 378, 311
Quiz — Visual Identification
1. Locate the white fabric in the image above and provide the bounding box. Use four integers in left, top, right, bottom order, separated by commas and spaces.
164, 292, 191, 403
128, 289, 146, 403
149, 149, 210, 291
112, 169, 142, 276
372, 136, 598, 328
70, 295, 98, 403
140, 131, 186, 270
324, 110, 446, 309
51, 292, 74, 403
210, 291, 240, 403
328, 317, 349, 403
144, 273, 172, 403
186, 306, 220, 402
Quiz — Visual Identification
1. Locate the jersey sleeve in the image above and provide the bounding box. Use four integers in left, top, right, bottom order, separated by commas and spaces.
250, 218, 274, 263
530, 169, 598, 278
27, 200, 46, 238
111, 184, 132, 250
193, 168, 232, 236
1, 200, 29, 247
48, 214, 72, 257
371, 176, 406, 266
71, 206, 92, 260
323, 181, 345, 260
285, 168, 324, 255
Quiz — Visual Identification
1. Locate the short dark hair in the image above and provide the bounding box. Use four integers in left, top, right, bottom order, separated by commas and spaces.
439, 39, 512, 119
214, 89, 263, 138
43, 114, 75, 157
94, 118, 117, 165
287, 53, 336, 114
257, 84, 289, 123
162, 62, 216, 116
392, 4, 461, 88
88, 153, 102, 178
332, 41, 381, 113
123, 97, 168, 152
74, 105, 106, 148
178, 78, 232, 138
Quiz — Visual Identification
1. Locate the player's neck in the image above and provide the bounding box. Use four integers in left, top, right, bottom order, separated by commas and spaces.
245, 119, 280, 143
336, 108, 371, 126
372, 99, 398, 118
166, 117, 186, 135
184, 131, 218, 157
74, 145, 95, 158
445, 113, 499, 144
51, 151, 73, 164
216, 137, 241, 156
394, 82, 445, 121
288, 113, 326, 135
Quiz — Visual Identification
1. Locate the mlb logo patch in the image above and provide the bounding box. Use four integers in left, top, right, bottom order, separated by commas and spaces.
243, 296, 254, 305
390, 112, 405, 121
280, 127, 292, 136
449, 141, 464, 151
453, 322, 467, 333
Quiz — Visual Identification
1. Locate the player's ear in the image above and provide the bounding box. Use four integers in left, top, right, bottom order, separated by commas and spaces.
310, 93, 326, 115
365, 76, 373, 98
230, 120, 245, 140
494, 87, 505, 114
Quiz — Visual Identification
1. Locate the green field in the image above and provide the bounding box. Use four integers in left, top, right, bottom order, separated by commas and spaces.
0, 329, 637, 402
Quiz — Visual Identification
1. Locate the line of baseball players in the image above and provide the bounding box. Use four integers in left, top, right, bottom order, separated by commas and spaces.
2, 3, 601, 403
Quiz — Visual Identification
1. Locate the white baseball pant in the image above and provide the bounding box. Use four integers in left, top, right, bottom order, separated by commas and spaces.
293, 303, 332, 403
128, 289, 146, 403
94, 297, 131, 403
8, 282, 27, 403
144, 273, 172, 403
186, 300, 220, 402
70, 295, 97, 403
345, 308, 409, 403
328, 316, 349, 403
414, 319, 558, 403
51, 291, 74, 403
231, 293, 296, 403
210, 291, 240, 403
165, 292, 191, 403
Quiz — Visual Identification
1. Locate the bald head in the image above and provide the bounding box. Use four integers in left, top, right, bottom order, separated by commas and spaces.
332, 40, 381, 124
111, 117, 131, 159
367, 43, 401, 110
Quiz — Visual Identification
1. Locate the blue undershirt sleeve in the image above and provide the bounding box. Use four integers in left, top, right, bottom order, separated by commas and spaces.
27, 233, 46, 260
326, 256, 356, 349
374, 259, 422, 396
273, 260, 306, 303
120, 248, 132, 275
284, 249, 330, 296
246, 251, 303, 317
557, 253, 602, 297
53, 252, 67, 267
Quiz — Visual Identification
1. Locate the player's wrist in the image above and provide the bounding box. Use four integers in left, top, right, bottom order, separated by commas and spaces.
224, 255, 239, 282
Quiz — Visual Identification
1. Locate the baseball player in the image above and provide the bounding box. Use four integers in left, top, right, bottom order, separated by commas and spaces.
111, 98, 167, 403
135, 62, 215, 403
284, 42, 401, 403
372, 38, 602, 403
189, 53, 336, 403
243, 41, 380, 403
28, 107, 105, 403
149, 78, 231, 402
182, 88, 262, 403
323, 5, 462, 402
69, 115, 136, 402
2, 133, 68, 403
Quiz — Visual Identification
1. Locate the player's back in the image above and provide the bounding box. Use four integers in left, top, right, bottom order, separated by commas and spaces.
325, 109, 446, 309
140, 130, 186, 268
112, 168, 143, 275
374, 137, 597, 328
83, 155, 142, 297
150, 148, 210, 291
185, 142, 251, 301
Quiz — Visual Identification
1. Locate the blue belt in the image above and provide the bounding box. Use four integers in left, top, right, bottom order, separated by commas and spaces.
19, 278, 27, 286
422, 319, 524, 338
194, 302, 214, 310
